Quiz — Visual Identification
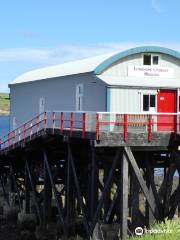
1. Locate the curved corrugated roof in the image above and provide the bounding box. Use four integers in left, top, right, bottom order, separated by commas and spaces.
10, 46, 180, 85
95, 46, 180, 74
9, 52, 116, 85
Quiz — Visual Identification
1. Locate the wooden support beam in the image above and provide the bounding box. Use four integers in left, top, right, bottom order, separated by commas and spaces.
65, 143, 75, 233
105, 190, 118, 224
120, 152, 129, 240
43, 155, 52, 226
130, 169, 140, 230
163, 163, 176, 217
168, 185, 180, 219
24, 162, 30, 214
105, 169, 121, 224
66, 143, 71, 228
0, 174, 9, 206
90, 148, 121, 235
25, 159, 42, 225
90, 146, 99, 221
98, 180, 104, 193
168, 167, 180, 219
158, 162, 176, 202
9, 167, 15, 193
43, 149, 68, 237
68, 142, 90, 239
10, 162, 22, 210
124, 146, 160, 220
145, 166, 155, 226
145, 155, 163, 222
103, 163, 111, 222
166, 150, 180, 218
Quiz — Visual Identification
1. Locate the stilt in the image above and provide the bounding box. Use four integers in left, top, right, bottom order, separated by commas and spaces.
43, 149, 68, 238
25, 159, 42, 224
43, 153, 52, 226
90, 146, 98, 221
120, 151, 129, 240
130, 170, 140, 230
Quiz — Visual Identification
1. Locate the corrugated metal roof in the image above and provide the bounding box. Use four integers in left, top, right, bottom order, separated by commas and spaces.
9, 52, 116, 85
10, 46, 180, 86
95, 46, 180, 74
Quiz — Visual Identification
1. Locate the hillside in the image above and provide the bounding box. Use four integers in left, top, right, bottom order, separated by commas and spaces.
0, 93, 10, 115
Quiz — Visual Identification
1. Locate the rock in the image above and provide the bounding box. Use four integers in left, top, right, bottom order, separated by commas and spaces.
3, 205, 19, 223
19, 230, 37, 240
17, 212, 36, 231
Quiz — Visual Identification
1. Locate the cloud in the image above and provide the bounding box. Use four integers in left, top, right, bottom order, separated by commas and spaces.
1, 42, 180, 65
0, 41, 180, 92
0, 42, 180, 64
151, 0, 163, 14
0, 43, 150, 64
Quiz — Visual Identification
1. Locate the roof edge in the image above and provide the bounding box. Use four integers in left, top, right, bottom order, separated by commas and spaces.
94, 46, 180, 75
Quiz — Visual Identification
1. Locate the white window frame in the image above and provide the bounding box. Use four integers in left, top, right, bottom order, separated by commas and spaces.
142, 54, 160, 66
140, 90, 157, 113
12, 116, 17, 130
76, 83, 84, 111
39, 97, 46, 114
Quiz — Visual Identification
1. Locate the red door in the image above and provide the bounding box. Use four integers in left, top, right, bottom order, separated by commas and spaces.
157, 90, 177, 131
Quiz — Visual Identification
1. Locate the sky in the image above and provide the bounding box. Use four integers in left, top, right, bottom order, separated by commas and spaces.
0, 0, 180, 92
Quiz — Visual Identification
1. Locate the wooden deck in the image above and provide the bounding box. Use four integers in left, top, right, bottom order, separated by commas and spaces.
1, 111, 180, 155
0, 111, 180, 239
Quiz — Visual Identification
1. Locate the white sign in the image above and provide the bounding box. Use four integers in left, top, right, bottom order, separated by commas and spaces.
128, 65, 174, 78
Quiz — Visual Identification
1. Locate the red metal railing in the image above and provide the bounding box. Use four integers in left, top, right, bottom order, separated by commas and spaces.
95, 112, 180, 142
0, 111, 179, 151
0, 111, 89, 151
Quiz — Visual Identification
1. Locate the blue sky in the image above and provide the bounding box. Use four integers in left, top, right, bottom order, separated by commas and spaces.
0, 0, 180, 92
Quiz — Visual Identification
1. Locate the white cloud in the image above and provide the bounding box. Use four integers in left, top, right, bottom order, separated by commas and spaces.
151, 0, 163, 14
0, 44, 128, 66
0, 42, 180, 65
0, 42, 180, 92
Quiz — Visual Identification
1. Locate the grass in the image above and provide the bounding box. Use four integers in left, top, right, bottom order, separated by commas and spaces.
130, 219, 180, 240
0, 92, 10, 115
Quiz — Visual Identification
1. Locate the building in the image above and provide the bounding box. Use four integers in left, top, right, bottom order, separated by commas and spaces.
9, 46, 180, 131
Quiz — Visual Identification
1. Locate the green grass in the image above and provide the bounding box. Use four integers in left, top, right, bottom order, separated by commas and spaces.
130, 219, 180, 240
0, 92, 10, 115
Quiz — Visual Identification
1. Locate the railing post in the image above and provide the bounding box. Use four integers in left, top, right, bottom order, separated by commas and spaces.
96, 113, 100, 141
70, 112, 74, 137
148, 114, 153, 142
124, 114, 128, 142
18, 128, 21, 141
52, 112, 55, 134
13, 131, 16, 149
37, 115, 40, 133
30, 120, 33, 139
61, 112, 64, 134
24, 124, 26, 143
82, 113, 86, 138
8, 133, 10, 149
44, 112, 47, 129
3, 137, 5, 150
174, 114, 177, 133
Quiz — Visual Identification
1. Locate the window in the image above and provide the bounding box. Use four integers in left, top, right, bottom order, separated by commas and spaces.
12, 116, 17, 130
143, 94, 156, 111
143, 55, 159, 65
153, 56, 159, 65
76, 84, 84, 111
39, 97, 45, 114
143, 55, 151, 65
